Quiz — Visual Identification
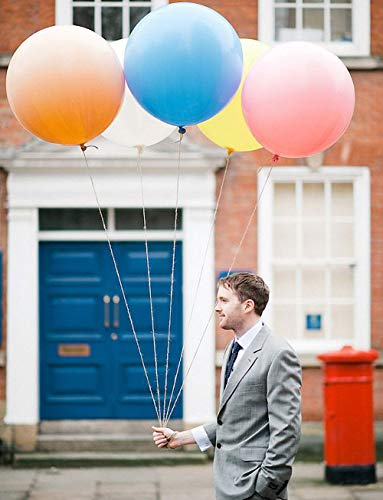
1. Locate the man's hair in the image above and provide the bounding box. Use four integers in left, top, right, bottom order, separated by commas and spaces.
218, 272, 269, 316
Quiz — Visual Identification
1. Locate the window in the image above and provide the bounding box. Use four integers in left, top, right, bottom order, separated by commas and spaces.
56, 0, 168, 40
258, 168, 370, 353
258, 0, 370, 57
115, 208, 182, 230
39, 208, 182, 231
39, 208, 107, 230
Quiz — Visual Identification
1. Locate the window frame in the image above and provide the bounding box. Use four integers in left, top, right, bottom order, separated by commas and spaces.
257, 166, 370, 354
258, 0, 370, 57
55, 0, 169, 38
38, 207, 183, 239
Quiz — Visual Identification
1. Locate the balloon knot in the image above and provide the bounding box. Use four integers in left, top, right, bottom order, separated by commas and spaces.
227, 147, 234, 157
178, 127, 186, 135
272, 154, 280, 163
80, 144, 99, 152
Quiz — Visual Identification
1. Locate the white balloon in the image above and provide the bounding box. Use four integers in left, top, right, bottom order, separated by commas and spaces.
102, 39, 176, 148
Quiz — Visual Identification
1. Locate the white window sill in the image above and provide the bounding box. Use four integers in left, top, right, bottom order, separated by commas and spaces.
216, 350, 383, 368
340, 56, 383, 70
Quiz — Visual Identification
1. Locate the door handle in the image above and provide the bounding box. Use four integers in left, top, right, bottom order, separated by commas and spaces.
113, 295, 120, 328
103, 295, 110, 328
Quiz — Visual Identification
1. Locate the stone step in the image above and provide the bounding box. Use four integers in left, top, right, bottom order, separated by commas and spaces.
39, 420, 182, 435
13, 451, 209, 468
36, 433, 167, 452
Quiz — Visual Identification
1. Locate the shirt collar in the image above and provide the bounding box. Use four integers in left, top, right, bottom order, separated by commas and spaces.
235, 318, 264, 351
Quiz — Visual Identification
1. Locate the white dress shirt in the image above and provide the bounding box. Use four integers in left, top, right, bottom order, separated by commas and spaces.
191, 319, 264, 451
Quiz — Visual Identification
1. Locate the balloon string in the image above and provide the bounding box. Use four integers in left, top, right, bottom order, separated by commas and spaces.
80, 146, 161, 423
136, 145, 162, 424
162, 130, 183, 425
163, 147, 232, 424
164, 166, 273, 425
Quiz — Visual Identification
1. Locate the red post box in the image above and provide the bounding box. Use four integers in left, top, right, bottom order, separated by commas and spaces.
317, 345, 379, 485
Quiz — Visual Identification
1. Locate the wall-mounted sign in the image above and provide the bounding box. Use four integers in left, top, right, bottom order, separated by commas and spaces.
306, 314, 322, 330
58, 344, 90, 357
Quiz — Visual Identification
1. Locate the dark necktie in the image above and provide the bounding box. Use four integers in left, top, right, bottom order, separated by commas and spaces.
224, 341, 243, 389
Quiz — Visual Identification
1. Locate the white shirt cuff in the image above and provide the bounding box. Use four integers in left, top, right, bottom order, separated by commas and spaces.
191, 425, 213, 452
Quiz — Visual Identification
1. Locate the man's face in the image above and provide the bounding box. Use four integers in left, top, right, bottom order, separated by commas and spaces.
215, 284, 246, 331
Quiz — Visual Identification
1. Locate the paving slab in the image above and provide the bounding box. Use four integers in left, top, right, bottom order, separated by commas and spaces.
0, 494, 26, 500
29, 494, 94, 500
0, 462, 382, 499
353, 492, 383, 500
292, 486, 354, 499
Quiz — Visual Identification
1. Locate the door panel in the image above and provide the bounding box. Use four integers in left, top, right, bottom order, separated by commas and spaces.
111, 242, 183, 419
40, 241, 183, 419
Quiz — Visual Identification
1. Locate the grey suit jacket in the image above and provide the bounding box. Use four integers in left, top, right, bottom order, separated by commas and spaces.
203, 324, 302, 500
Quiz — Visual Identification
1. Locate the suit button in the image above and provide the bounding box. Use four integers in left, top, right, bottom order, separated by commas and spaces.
217, 419, 223, 425
216, 443, 222, 449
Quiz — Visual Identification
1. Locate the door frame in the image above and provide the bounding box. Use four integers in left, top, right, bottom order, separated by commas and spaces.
5, 142, 221, 426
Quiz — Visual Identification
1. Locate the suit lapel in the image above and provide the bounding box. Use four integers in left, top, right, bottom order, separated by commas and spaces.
219, 325, 270, 412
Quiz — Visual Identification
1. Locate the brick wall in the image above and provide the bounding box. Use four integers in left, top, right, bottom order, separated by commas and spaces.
1, 0, 383, 421
170, 0, 258, 39
371, 0, 383, 55
0, 0, 54, 54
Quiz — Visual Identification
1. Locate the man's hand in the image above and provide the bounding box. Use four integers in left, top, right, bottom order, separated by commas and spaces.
152, 426, 179, 449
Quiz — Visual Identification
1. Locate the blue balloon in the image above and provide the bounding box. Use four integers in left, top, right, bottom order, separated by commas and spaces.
124, 2, 243, 127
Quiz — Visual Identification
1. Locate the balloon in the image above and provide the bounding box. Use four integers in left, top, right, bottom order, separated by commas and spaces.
124, 2, 243, 127
6, 25, 125, 146
102, 39, 176, 148
198, 39, 270, 152
242, 41, 355, 158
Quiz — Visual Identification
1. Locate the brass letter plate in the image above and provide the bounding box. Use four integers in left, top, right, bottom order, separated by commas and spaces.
58, 344, 90, 357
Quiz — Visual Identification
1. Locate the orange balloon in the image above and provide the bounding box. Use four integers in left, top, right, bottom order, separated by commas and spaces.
6, 25, 125, 146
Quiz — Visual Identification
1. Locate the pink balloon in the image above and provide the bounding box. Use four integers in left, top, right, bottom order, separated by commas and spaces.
242, 42, 355, 158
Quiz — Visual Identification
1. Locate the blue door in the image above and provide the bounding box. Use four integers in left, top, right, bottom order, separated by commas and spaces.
39, 241, 183, 419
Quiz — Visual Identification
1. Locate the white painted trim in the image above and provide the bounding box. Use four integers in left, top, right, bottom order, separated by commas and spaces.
353, 167, 371, 350
151, 0, 168, 9
5, 208, 39, 424
257, 168, 273, 327
39, 230, 183, 241
5, 157, 217, 425
285, 338, 358, 355
257, 166, 370, 354
7, 168, 216, 210
182, 206, 216, 424
258, 0, 370, 57
55, 0, 72, 25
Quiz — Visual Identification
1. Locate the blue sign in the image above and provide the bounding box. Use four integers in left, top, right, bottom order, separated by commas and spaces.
306, 314, 322, 330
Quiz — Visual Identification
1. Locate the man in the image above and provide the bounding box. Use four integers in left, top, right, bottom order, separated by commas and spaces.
153, 272, 302, 500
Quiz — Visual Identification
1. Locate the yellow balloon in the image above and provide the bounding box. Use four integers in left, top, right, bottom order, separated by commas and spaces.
198, 39, 270, 152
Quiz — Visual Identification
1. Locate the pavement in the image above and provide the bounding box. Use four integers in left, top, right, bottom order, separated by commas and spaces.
1, 462, 383, 500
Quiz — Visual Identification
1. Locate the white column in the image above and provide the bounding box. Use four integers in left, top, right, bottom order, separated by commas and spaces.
182, 205, 216, 425
5, 207, 39, 424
